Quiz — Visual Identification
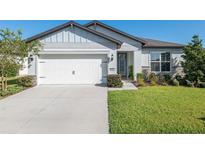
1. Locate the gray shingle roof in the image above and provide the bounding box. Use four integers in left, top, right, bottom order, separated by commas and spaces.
25, 20, 184, 48
84, 20, 147, 44
141, 38, 184, 48
85, 20, 184, 48
25, 21, 122, 45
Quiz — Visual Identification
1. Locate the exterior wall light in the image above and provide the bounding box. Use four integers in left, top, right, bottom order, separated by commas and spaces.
28, 55, 34, 64
111, 54, 114, 61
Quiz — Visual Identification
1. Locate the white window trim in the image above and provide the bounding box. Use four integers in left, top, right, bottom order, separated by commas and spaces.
150, 51, 171, 73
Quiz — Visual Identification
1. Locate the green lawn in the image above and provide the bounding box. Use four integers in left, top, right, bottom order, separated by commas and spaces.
0, 77, 24, 99
108, 86, 205, 134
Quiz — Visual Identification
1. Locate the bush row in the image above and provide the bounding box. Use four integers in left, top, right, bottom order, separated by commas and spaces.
136, 72, 205, 88
0, 85, 24, 97
17, 75, 37, 87
107, 74, 123, 88
0, 75, 37, 97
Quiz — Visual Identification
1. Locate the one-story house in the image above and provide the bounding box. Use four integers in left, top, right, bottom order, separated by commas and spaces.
20, 20, 184, 85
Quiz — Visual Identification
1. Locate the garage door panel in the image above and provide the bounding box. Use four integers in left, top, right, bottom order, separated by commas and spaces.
38, 55, 107, 84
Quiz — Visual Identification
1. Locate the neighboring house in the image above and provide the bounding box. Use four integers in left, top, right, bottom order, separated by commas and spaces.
20, 20, 184, 85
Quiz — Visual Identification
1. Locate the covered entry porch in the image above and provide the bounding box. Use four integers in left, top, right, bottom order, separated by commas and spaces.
117, 50, 140, 80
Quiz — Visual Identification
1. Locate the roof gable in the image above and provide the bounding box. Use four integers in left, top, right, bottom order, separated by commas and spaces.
25, 21, 122, 45
25, 20, 184, 48
85, 20, 184, 48
84, 20, 147, 45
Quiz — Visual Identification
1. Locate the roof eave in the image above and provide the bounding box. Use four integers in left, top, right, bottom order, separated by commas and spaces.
85, 20, 147, 45
25, 21, 122, 45
142, 46, 184, 48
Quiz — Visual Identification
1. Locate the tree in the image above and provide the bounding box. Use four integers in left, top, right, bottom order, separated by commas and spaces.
181, 35, 205, 85
0, 28, 42, 91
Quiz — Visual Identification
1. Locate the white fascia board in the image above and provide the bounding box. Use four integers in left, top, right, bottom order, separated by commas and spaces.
39, 49, 110, 55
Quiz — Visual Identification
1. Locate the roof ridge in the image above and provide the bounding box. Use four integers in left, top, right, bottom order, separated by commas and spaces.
84, 20, 147, 44
85, 20, 184, 48
25, 21, 122, 45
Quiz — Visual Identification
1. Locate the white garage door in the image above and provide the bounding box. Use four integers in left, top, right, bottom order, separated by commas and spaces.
38, 55, 107, 84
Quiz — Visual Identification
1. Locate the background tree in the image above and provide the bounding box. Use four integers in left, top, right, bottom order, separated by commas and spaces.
0, 28, 42, 91
181, 35, 205, 84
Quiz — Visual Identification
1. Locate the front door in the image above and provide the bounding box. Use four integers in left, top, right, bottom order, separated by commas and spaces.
117, 53, 127, 77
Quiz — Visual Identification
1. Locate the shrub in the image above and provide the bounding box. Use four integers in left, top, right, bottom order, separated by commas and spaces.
172, 79, 179, 86
186, 80, 194, 87
142, 69, 150, 82
157, 74, 168, 86
0, 90, 11, 97
138, 78, 145, 87
107, 74, 123, 88
158, 73, 166, 83
161, 82, 168, 86
148, 73, 158, 86
150, 80, 157, 86
149, 73, 158, 82
17, 75, 36, 87
181, 35, 205, 84
137, 73, 145, 86
175, 74, 186, 85
137, 73, 144, 80
198, 82, 205, 88
0, 64, 20, 77
0, 85, 23, 97
163, 74, 171, 82
158, 73, 165, 82
175, 74, 182, 81
128, 65, 134, 80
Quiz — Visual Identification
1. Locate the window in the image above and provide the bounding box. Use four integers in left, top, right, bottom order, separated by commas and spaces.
150, 52, 170, 72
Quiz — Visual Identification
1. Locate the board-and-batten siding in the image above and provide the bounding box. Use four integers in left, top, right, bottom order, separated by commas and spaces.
42, 28, 88, 43
40, 26, 117, 50
41, 27, 106, 44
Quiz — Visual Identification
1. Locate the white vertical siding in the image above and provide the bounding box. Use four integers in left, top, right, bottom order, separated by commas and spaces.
57, 31, 63, 42
40, 26, 114, 44
51, 34, 57, 42
45, 36, 51, 43
63, 28, 69, 42
69, 28, 75, 42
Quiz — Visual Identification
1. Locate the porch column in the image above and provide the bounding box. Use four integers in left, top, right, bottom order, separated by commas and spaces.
108, 49, 117, 74
35, 55, 40, 85
133, 49, 142, 80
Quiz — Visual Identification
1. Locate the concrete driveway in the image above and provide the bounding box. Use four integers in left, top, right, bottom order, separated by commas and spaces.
0, 85, 108, 134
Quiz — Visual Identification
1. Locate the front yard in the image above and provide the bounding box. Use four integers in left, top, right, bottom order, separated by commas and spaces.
108, 86, 205, 133
0, 77, 24, 100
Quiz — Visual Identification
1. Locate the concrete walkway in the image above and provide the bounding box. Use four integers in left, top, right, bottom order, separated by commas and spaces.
0, 85, 108, 134
108, 80, 137, 91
